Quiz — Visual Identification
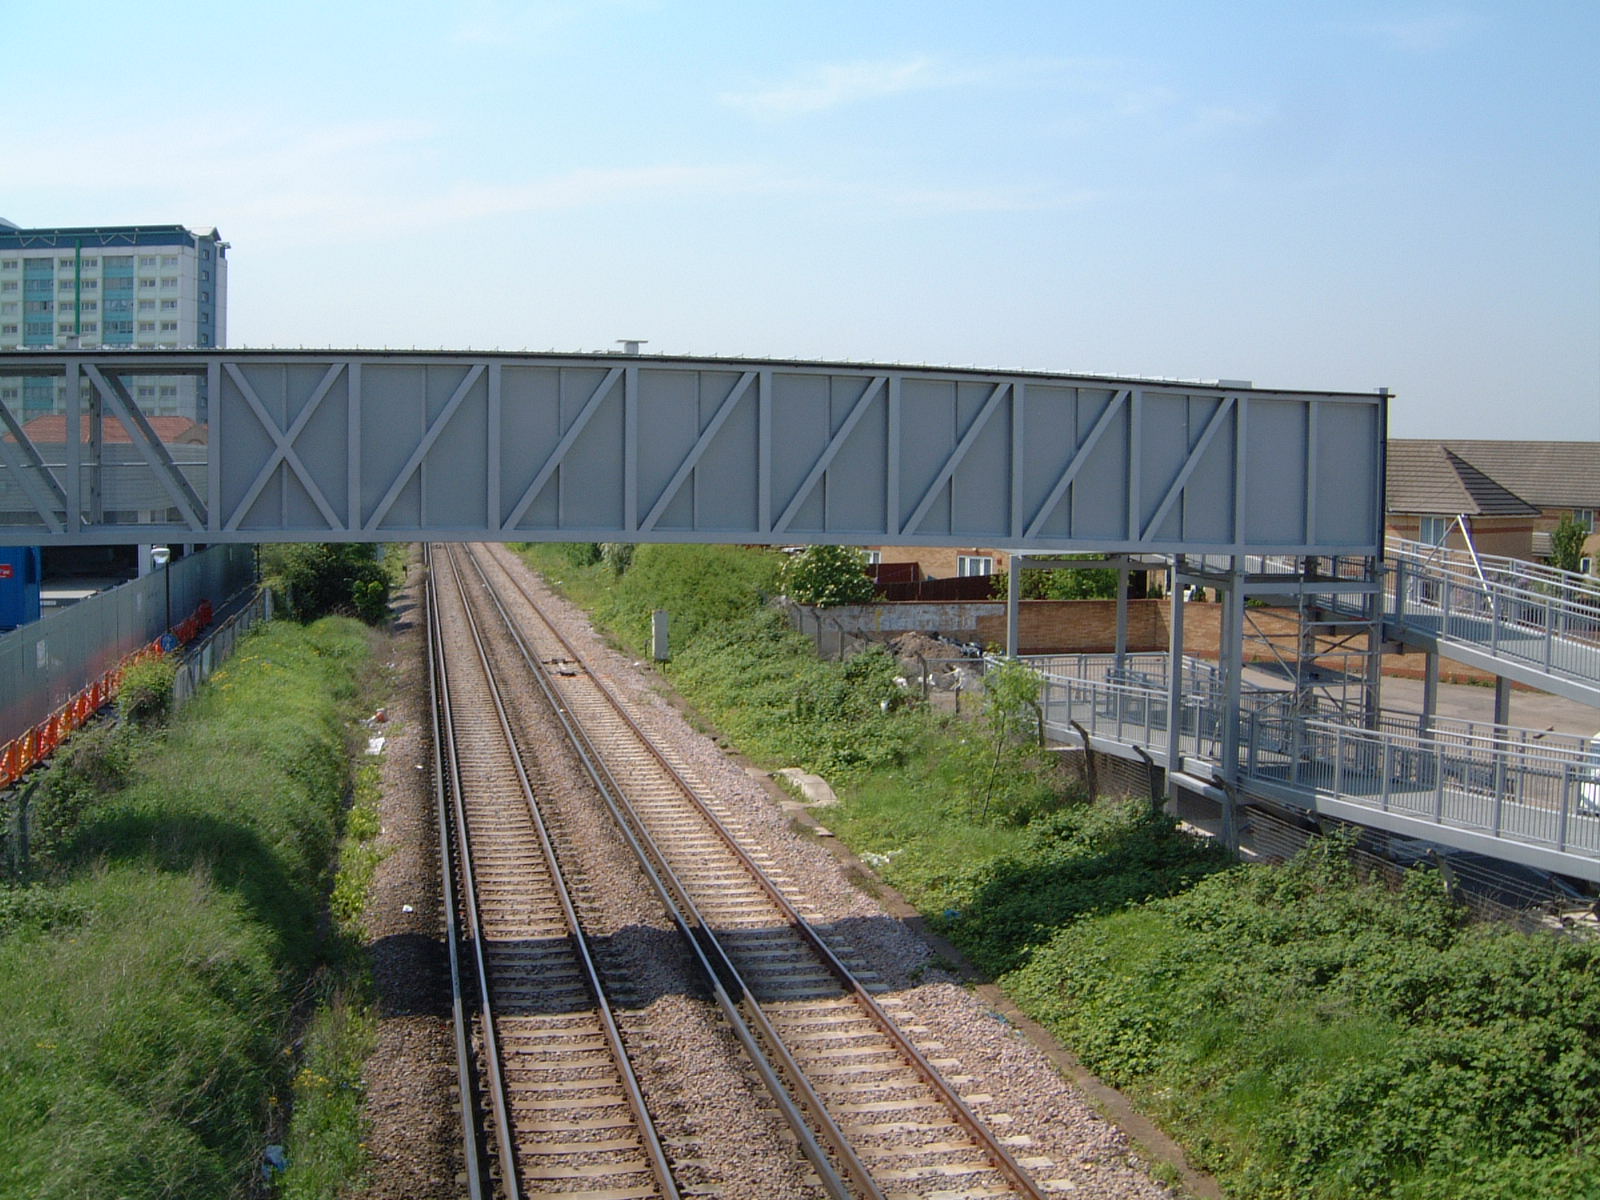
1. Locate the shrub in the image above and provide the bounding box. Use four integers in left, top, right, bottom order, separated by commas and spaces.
262, 543, 393, 625
117, 655, 177, 726
781, 544, 877, 607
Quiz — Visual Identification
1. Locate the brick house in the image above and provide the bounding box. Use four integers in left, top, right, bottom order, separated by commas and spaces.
1386, 440, 1600, 575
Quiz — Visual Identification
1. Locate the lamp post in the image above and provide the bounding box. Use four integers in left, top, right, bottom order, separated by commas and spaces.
151, 545, 172, 648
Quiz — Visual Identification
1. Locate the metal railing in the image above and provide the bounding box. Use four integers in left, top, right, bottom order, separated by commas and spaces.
1244, 711, 1600, 860
1383, 539, 1600, 684
1024, 655, 1600, 865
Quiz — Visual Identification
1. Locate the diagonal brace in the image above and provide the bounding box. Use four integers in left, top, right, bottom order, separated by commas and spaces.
640, 371, 756, 531
501, 366, 623, 531
1139, 395, 1235, 540
83, 364, 206, 529
0, 395, 67, 532
899, 381, 1011, 536
364, 364, 486, 531
772, 376, 886, 534
223, 362, 345, 530
1024, 389, 1129, 539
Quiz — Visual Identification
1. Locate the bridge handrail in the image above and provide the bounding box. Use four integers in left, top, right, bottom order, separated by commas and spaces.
1389, 536, 1599, 598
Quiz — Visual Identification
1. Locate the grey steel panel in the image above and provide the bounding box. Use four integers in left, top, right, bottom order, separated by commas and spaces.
0, 351, 1384, 553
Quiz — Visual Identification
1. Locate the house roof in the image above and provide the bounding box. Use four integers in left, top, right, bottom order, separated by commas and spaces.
6, 415, 208, 445
1387, 440, 1599, 515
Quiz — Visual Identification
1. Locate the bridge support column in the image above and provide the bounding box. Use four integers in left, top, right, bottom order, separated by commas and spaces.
1220, 560, 1246, 783
1165, 558, 1187, 808
1494, 675, 1512, 728
1422, 651, 1439, 734
1005, 553, 1022, 657
1114, 558, 1130, 676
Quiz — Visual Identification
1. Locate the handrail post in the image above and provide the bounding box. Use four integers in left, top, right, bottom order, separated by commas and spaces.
1381, 738, 1392, 811
1433, 742, 1445, 822
1557, 762, 1571, 852
1333, 725, 1344, 797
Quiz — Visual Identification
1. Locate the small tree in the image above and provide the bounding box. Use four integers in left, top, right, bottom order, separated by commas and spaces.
1550, 515, 1587, 574
782, 545, 878, 607
261, 543, 393, 625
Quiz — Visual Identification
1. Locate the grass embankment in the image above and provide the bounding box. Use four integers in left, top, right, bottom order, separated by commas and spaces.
0, 618, 377, 1199
518, 542, 1600, 1200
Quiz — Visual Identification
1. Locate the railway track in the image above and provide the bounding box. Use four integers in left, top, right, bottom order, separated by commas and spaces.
432, 540, 1066, 1199
428, 544, 676, 1200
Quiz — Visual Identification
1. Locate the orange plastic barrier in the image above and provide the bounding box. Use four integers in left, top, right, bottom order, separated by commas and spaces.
0, 599, 215, 790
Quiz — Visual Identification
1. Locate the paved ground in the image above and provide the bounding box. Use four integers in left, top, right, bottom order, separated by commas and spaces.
1378, 673, 1599, 738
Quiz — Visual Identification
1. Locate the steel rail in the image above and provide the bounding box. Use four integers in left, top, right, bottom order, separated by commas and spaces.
454, 543, 870, 1200
422, 543, 500, 1200
436, 543, 680, 1200
466, 542, 1053, 1200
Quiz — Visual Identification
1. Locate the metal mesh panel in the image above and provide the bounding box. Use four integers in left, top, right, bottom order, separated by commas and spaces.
0, 543, 254, 742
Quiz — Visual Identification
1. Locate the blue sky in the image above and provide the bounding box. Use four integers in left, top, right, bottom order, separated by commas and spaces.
3, 0, 1596, 439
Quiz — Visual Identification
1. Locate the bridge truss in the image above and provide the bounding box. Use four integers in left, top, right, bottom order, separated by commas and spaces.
0, 350, 1384, 552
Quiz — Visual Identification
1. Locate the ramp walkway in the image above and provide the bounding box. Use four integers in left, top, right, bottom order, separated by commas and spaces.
1379, 538, 1600, 706
1027, 653, 1600, 882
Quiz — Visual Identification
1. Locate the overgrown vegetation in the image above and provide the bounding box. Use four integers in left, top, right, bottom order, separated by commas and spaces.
116, 653, 177, 726
261, 543, 401, 624
0, 618, 374, 1198
992, 556, 1123, 600
523, 540, 1600, 1200
279, 759, 385, 1198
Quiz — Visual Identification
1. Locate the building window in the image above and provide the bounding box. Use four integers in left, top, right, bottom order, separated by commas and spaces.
104, 320, 132, 336
81, 300, 96, 312
1573, 510, 1596, 532
138, 299, 156, 311
159, 321, 177, 332
200, 291, 209, 302
159, 298, 177, 311
957, 555, 995, 577
1418, 516, 1450, 546
0, 259, 15, 270
137, 321, 155, 332
24, 300, 52, 314
79, 279, 97, 290
0, 281, 15, 293
160, 254, 178, 268
80, 322, 96, 334
1, 325, 16, 336
103, 255, 132, 269
138, 255, 157, 268
160, 276, 177, 289
81, 257, 97, 268
137, 385, 156, 398
57, 278, 76, 291
0, 302, 13, 315
1582, 557, 1594, 576
59, 257, 75, 268
863, 550, 882, 566
138, 278, 156, 289
199, 332, 211, 345
24, 322, 51, 337
57, 322, 74, 334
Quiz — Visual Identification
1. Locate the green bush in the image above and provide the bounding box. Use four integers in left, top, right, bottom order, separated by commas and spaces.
781, 544, 877, 607
1006, 838, 1600, 1198
262, 543, 394, 625
117, 654, 177, 726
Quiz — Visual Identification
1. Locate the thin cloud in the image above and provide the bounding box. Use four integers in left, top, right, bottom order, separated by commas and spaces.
1351, 12, 1484, 52
722, 56, 959, 116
